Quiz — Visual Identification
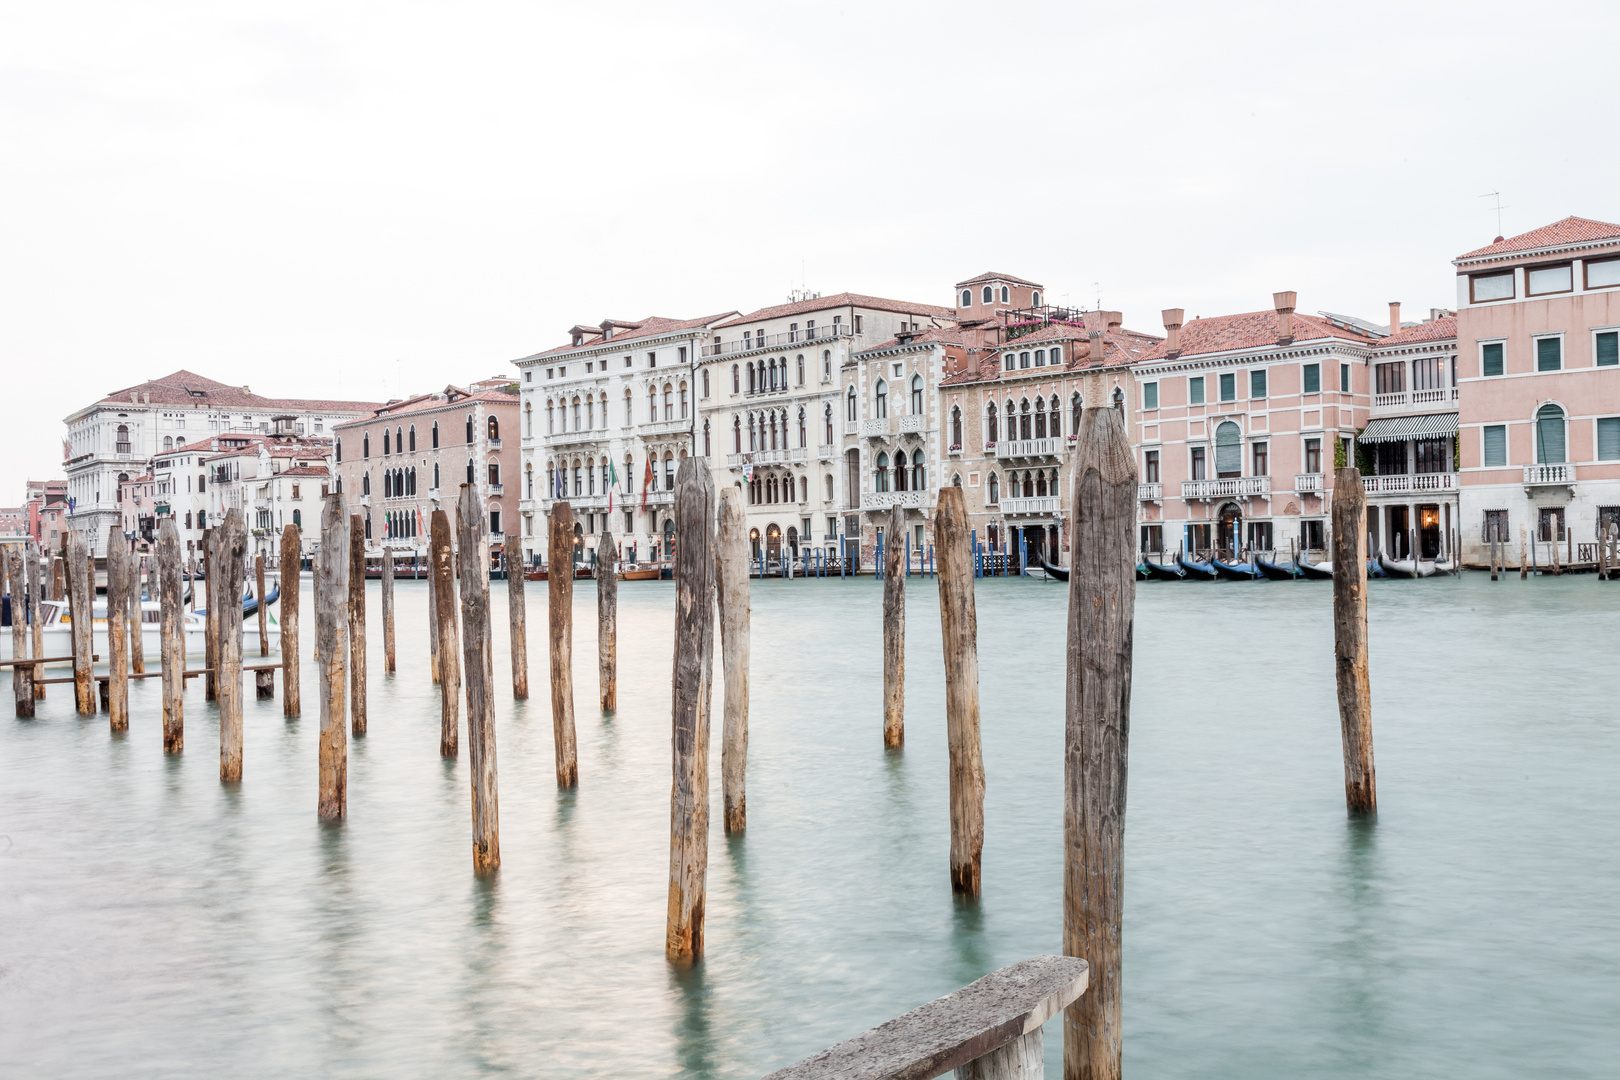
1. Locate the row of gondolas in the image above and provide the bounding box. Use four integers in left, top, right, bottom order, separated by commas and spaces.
1038, 550, 1452, 582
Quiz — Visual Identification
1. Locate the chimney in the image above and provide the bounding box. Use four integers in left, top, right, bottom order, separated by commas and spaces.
1105, 311, 1122, 331
1388, 301, 1401, 337
1273, 291, 1297, 343
1088, 330, 1104, 367
1162, 308, 1184, 355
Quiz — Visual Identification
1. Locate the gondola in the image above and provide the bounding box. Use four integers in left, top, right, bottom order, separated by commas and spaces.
1212, 557, 1260, 581
1041, 558, 1069, 582
1378, 554, 1435, 579
1367, 557, 1388, 578
1135, 563, 1151, 581
241, 585, 279, 617
1297, 555, 1334, 580
1142, 557, 1186, 582
1177, 552, 1219, 581
1254, 554, 1302, 580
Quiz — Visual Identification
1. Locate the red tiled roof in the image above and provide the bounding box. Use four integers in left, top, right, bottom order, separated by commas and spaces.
517, 313, 739, 361
940, 323, 1163, 386
954, 270, 1043, 289
1456, 216, 1620, 260
94, 369, 379, 414
1378, 316, 1457, 347
336, 387, 520, 427
279, 465, 330, 477
857, 326, 967, 351
1135, 310, 1376, 363
717, 292, 956, 327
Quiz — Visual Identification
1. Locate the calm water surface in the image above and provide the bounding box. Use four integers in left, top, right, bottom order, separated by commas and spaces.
1, 572, 1616, 1078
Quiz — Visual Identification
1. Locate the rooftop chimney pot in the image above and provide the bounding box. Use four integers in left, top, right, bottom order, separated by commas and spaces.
1087, 329, 1104, 366
1273, 291, 1297, 343
1388, 301, 1401, 338
1162, 308, 1184, 355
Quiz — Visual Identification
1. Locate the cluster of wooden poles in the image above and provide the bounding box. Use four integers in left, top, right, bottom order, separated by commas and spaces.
1485, 521, 1620, 579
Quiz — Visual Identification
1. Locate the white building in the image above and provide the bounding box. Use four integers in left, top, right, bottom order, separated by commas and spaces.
64, 370, 376, 555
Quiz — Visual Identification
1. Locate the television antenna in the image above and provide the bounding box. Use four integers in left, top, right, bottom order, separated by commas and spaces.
1479, 191, 1508, 237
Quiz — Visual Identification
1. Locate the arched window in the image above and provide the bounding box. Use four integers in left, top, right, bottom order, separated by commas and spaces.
466, 414, 474, 444
769, 410, 778, 450
982, 285, 993, 303
1019, 399, 1031, 440
586, 397, 594, 429
952, 473, 962, 487
703, 420, 711, 457
825, 474, 834, 501
383, 470, 391, 498
601, 459, 609, 493
701, 369, 710, 398
1032, 291, 1042, 306
433, 462, 440, 489
912, 449, 925, 491
951, 406, 962, 447
797, 355, 805, 385
572, 396, 582, 430
1034, 398, 1046, 439
1113, 386, 1125, 411
526, 463, 534, 499
895, 453, 908, 491
1036, 471, 1047, 497
488, 415, 499, 441
733, 415, 742, 453
365, 514, 372, 539
624, 388, 633, 426
1050, 395, 1062, 437
396, 426, 403, 452
1072, 393, 1083, 432
363, 433, 370, 458
1536, 403, 1567, 463
431, 421, 439, 449
467, 458, 475, 485
116, 425, 130, 453
547, 402, 555, 434
824, 404, 833, 445
663, 453, 674, 491
822, 350, 831, 380
747, 362, 756, 394
987, 402, 998, 444
679, 381, 688, 419
732, 364, 740, 394
911, 374, 923, 415
988, 472, 999, 503
799, 475, 808, 502
649, 387, 658, 422
961, 289, 972, 307
846, 385, 857, 422
489, 462, 500, 487
875, 379, 888, 419
798, 407, 807, 447
362, 472, 371, 495
163, 435, 173, 451
1000, 285, 1009, 304
383, 428, 391, 455
1024, 471, 1035, 497
1215, 421, 1242, 478
409, 425, 416, 451
875, 452, 890, 492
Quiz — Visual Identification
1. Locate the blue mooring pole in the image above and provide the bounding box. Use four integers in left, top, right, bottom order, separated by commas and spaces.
904, 532, 911, 578
1021, 529, 1028, 577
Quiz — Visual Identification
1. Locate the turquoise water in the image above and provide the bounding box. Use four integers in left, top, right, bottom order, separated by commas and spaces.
1, 572, 1616, 1078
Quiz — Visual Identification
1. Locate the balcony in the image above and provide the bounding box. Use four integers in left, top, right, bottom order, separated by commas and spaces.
1137, 483, 1162, 503
860, 490, 931, 511
1363, 472, 1457, 495
550, 428, 604, 447
487, 437, 503, 449
860, 418, 888, 438
1295, 472, 1324, 494
1523, 463, 1574, 487
1181, 476, 1271, 500
728, 449, 789, 468
817, 444, 836, 461
995, 437, 1061, 460
1001, 495, 1059, 516
700, 323, 854, 358
645, 490, 675, 507
487, 484, 504, 496
641, 418, 693, 437
844, 420, 859, 436
1372, 387, 1458, 410
789, 447, 808, 462
897, 415, 925, 435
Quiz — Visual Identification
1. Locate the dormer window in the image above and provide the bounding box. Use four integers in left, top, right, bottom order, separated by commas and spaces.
572, 334, 583, 347
961, 289, 972, 307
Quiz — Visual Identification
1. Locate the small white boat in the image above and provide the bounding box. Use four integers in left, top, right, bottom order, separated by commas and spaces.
1378, 554, 1437, 579
2, 595, 279, 665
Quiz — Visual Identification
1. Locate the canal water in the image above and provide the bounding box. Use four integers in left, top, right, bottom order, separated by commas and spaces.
1, 572, 1616, 1078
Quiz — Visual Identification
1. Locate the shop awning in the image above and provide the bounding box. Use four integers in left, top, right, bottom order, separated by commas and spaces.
1357, 412, 1458, 443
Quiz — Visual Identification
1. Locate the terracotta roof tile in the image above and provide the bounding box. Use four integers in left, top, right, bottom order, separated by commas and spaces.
1135, 310, 1376, 363
953, 270, 1043, 288
857, 326, 966, 351
939, 325, 1163, 386
95, 369, 380, 414
335, 387, 521, 428
517, 313, 739, 361
1377, 316, 1457, 347
716, 292, 955, 327
1456, 216, 1620, 260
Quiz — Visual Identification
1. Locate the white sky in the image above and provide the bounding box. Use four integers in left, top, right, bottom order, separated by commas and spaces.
4, 0, 1619, 499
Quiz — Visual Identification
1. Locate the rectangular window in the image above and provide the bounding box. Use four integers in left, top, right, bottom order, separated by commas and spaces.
1375, 362, 1406, 395
1598, 417, 1620, 461
1470, 271, 1515, 302
1585, 258, 1620, 289
1188, 376, 1205, 405
648, 352, 657, 367
1483, 509, 1509, 544
1340, 363, 1351, 393
1526, 264, 1572, 296
1304, 438, 1321, 474
1249, 369, 1267, 398
1302, 363, 1321, 394
1252, 441, 1268, 475
1596, 331, 1619, 367
1219, 372, 1235, 402
1142, 382, 1159, 410
1144, 450, 1160, 483
1190, 446, 1206, 480
1536, 336, 1562, 371
1482, 341, 1504, 377
1483, 424, 1507, 467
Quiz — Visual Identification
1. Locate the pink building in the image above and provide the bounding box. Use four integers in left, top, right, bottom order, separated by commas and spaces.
1454, 216, 1620, 561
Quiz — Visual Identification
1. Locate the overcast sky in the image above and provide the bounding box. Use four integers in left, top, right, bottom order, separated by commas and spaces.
5, 0, 1618, 498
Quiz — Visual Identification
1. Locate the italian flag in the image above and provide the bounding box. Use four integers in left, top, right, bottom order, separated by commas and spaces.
606, 460, 620, 513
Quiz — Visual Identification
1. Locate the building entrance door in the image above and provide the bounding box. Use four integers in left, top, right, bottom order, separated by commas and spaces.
1217, 503, 1243, 557
1418, 504, 1441, 559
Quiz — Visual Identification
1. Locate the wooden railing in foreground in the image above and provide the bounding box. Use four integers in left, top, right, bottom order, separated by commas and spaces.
761, 955, 1088, 1080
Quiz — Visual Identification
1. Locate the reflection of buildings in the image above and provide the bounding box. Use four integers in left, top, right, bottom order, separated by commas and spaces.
1361, 311, 1458, 560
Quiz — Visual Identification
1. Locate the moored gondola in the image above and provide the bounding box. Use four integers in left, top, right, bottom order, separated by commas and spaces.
1297, 555, 1333, 580
1177, 552, 1219, 581
1212, 557, 1261, 581
1378, 554, 1434, 579
1041, 557, 1069, 582
1142, 557, 1186, 581
1254, 554, 1302, 580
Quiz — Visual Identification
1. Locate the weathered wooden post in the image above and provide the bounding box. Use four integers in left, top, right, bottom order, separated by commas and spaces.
666, 457, 715, 964
428, 556, 440, 684
549, 502, 579, 787
253, 551, 274, 700
106, 529, 130, 732
203, 529, 218, 703
217, 509, 247, 782
280, 524, 301, 717
431, 509, 460, 757
934, 486, 985, 896
381, 546, 396, 675
66, 531, 94, 714
598, 528, 618, 713
159, 519, 184, 751
714, 492, 749, 833
348, 515, 367, 736
28, 543, 45, 701
1062, 406, 1137, 1080
317, 496, 348, 818
506, 544, 528, 700
51, 551, 64, 603
1519, 524, 1528, 580
883, 502, 906, 749
457, 484, 501, 873
1331, 468, 1377, 815
129, 556, 145, 675
1552, 521, 1563, 575
8, 546, 32, 717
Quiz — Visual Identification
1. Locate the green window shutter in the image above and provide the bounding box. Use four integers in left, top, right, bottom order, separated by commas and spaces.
1597, 332, 1619, 367
1537, 337, 1562, 371
1536, 406, 1566, 463
1302, 363, 1321, 394
1598, 417, 1620, 461
1189, 377, 1205, 405
1250, 369, 1267, 398
1215, 422, 1241, 475
1219, 373, 1235, 401
1340, 363, 1351, 392
1143, 382, 1158, 409
1483, 425, 1507, 467
1482, 342, 1504, 377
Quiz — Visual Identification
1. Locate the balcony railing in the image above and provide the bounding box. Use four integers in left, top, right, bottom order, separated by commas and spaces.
817, 444, 836, 461
1001, 495, 1059, 516
1373, 392, 1406, 407
700, 323, 854, 358
1364, 472, 1457, 494
640, 418, 693, 437
789, 447, 807, 462
897, 415, 925, 434
1138, 482, 1162, 502
1181, 476, 1271, 500
487, 483, 504, 496
1373, 388, 1457, 408
487, 438, 503, 449
1295, 472, 1324, 493
1411, 387, 1456, 404
1523, 463, 1574, 486
728, 449, 790, 467
860, 490, 931, 511
844, 420, 859, 436
549, 428, 604, 446
860, 418, 888, 438
995, 437, 1061, 459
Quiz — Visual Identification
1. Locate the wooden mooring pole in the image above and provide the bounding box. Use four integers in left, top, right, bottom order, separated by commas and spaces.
1519, 524, 1528, 580
882, 502, 905, 749
28, 542, 44, 702
348, 516, 366, 736
548, 502, 578, 788
1331, 467, 1376, 815
666, 457, 715, 964
431, 509, 460, 756
714, 492, 748, 832
203, 529, 218, 703
218, 509, 247, 782
66, 531, 94, 714
506, 543, 528, 700
457, 484, 501, 873
381, 546, 396, 675
159, 519, 184, 751
317, 496, 348, 819
934, 486, 985, 896
105, 529, 129, 732
598, 528, 618, 712
8, 546, 32, 717
428, 553, 440, 684
129, 555, 145, 675
1062, 405, 1137, 1080
281, 525, 301, 717
254, 552, 273, 700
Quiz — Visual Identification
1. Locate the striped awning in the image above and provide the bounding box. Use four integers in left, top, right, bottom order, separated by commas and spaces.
1357, 412, 1458, 444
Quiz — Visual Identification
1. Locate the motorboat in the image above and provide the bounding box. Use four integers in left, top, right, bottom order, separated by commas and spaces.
619, 563, 663, 581
2, 591, 279, 664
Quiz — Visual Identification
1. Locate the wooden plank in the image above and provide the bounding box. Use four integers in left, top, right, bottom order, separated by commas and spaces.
457, 484, 501, 873
7, 546, 31, 717
317, 496, 348, 818
666, 457, 715, 964
548, 501, 578, 787
1332, 467, 1377, 815
883, 502, 906, 749
382, 546, 396, 675
159, 518, 184, 752
761, 955, 1089, 1080
934, 486, 984, 896
507, 541, 528, 700
106, 528, 129, 732
431, 509, 460, 757
348, 515, 367, 736
281, 524, 301, 718
714, 492, 748, 833
1063, 405, 1137, 1080
598, 527, 618, 713
65, 531, 94, 714
217, 508, 247, 782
